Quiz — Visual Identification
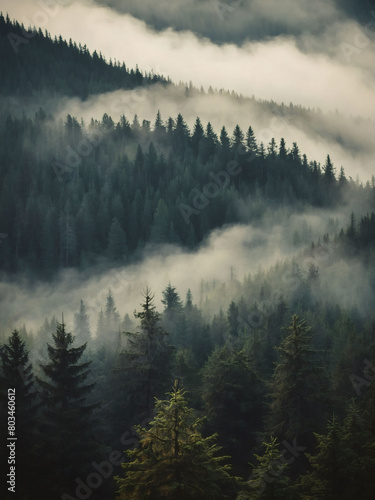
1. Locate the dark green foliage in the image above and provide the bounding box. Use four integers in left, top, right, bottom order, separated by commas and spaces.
36, 322, 98, 496
202, 345, 266, 468
115, 381, 243, 499
0, 18, 373, 277
269, 315, 329, 447
74, 299, 92, 344
115, 288, 173, 421
0, 14, 167, 99
298, 403, 375, 499
244, 437, 291, 500
1, 11, 375, 499
0, 330, 40, 499
107, 217, 127, 262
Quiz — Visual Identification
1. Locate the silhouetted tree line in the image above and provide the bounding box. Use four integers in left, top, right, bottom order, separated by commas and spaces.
0, 13, 167, 98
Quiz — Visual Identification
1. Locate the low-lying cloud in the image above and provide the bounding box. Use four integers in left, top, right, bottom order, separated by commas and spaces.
0, 206, 369, 338
43, 84, 375, 181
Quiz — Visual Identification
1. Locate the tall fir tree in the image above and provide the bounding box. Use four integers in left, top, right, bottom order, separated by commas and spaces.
115, 288, 173, 421
269, 315, 328, 449
36, 322, 98, 497
74, 299, 92, 345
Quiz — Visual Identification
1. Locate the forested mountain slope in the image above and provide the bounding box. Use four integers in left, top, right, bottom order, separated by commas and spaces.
1, 11, 375, 500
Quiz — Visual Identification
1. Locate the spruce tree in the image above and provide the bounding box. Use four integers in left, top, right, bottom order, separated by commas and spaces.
298, 416, 345, 499
202, 345, 266, 467
298, 403, 375, 499
74, 299, 92, 345
36, 322, 97, 496
115, 381, 242, 499
0, 330, 39, 499
269, 315, 328, 448
161, 282, 183, 314
191, 117, 204, 157
116, 288, 173, 420
246, 126, 257, 155
244, 437, 290, 500
107, 217, 127, 262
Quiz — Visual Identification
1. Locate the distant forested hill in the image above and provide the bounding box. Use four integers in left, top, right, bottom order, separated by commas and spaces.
0, 13, 374, 278
0, 13, 167, 99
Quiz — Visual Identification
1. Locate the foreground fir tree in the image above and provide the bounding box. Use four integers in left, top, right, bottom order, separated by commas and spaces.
37, 322, 98, 496
0, 330, 40, 499
115, 381, 242, 499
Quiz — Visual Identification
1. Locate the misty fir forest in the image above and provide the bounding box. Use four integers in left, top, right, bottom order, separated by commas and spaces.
1, 6, 375, 500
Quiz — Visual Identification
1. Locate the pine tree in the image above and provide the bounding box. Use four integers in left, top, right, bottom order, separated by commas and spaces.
36, 322, 97, 496
0, 330, 40, 498
185, 289, 193, 310
202, 345, 266, 466
269, 315, 328, 447
298, 416, 345, 499
107, 217, 127, 262
161, 282, 183, 313
200, 122, 218, 163
231, 124, 245, 152
299, 403, 375, 499
150, 199, 170, 243
105, 289, 120, 330
279, 138, 287, 160
154, 109, 166, 142
115, 381, 242, 499
227, 301, 239, 337
116, 288, 173, 420
244, 437, 290, 500
191, 117, 205, 157
74, 299, 91, 345
323, 154, 335, 183
246, 126, 257, 155
267, 138, 277, 159
96, 308, 106, 338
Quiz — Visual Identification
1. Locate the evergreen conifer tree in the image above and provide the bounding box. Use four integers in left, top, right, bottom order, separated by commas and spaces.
115, 380, 242, 499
